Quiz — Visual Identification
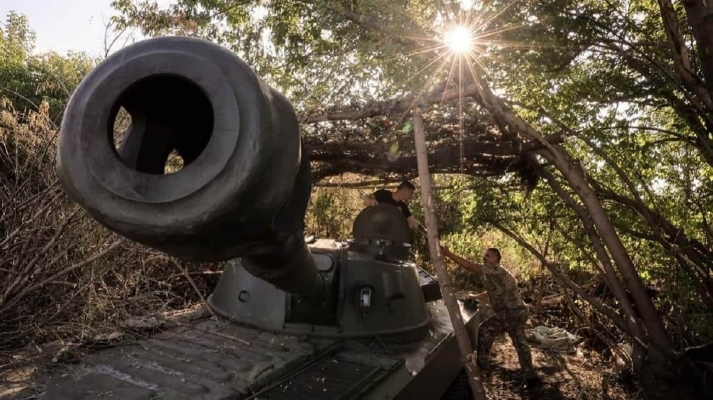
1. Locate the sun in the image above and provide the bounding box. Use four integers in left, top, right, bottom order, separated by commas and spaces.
444, 25, 474, 54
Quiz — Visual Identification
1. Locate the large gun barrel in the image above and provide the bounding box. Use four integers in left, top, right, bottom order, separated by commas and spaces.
56, 37, 323, 301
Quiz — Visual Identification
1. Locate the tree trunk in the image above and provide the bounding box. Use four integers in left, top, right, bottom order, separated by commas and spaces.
533, 263, 546, 314
530, 147, 675, 352
538, 170, 647, 343
681, 0, 713, 99
412, 107, 487, 400
636, 347, 709, 400
658, 0, 713, 110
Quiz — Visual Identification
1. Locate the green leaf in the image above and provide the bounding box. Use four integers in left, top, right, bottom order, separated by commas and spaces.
401, 121, 413, 133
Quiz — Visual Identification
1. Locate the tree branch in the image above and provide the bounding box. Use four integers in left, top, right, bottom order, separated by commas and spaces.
302, 83, 483, 123
657, 0, 713, 111
681, 0, 713, 98
538, 169, 647, 342
307, 133, 563, 181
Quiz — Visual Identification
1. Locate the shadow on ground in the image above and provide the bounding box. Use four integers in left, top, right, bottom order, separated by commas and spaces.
485, 363, 566, 400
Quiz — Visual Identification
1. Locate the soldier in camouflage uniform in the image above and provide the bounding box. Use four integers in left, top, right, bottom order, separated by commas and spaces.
440, 246, 542, 390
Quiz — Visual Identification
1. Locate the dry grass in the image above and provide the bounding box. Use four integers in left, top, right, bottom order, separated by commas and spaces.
0, 101, 222, 358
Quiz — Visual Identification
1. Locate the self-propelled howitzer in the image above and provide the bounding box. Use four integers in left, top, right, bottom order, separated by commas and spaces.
41, 36, 482, 400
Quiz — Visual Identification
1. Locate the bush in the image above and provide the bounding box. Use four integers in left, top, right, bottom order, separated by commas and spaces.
0, 101, 220, 352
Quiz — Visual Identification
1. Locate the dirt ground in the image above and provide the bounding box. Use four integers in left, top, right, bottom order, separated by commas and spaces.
481, 334, 638, 400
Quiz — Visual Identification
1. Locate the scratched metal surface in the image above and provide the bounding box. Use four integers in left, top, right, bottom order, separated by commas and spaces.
10, 319, 334, 400
244, 348, 402, 400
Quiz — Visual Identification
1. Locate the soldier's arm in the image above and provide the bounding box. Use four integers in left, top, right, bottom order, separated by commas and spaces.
473, 292, 489, 301
440, 246, 482, 274
362, 193, 378, 206
407, 216, 420, 230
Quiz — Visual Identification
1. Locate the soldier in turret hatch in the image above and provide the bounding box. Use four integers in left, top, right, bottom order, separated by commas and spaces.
362, 181, 422, 230
440, 245, 542, 391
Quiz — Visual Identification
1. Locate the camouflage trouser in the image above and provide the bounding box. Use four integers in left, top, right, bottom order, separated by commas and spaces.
477, 307, 536, 378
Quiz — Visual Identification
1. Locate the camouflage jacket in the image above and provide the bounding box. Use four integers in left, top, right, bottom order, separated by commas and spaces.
481, 262, 526, 312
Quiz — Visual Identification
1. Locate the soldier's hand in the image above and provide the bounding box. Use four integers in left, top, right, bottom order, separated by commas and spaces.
417, 224, 427, 234
466, 352, 478, 367
365, 198, 378, 206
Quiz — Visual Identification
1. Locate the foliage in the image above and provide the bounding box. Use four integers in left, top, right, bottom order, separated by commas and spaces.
110, 0, 448, 109
0, 11, 97, 119
305, 185, 364, 240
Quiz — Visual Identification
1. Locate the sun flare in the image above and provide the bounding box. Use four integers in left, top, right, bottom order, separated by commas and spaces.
444, 25, 474, 54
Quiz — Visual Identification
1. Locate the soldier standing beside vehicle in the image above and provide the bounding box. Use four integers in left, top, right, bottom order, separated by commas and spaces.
440, 245, 542, 390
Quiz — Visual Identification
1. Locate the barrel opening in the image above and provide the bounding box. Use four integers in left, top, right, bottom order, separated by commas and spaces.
109, 74, 214, 175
